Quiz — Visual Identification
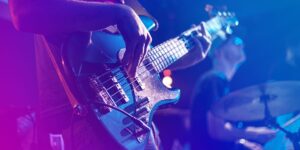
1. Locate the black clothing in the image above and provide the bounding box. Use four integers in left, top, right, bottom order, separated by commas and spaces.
190, 71, 235, 150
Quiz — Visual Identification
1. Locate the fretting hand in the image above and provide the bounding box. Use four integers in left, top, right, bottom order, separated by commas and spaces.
169, 22, 212, 70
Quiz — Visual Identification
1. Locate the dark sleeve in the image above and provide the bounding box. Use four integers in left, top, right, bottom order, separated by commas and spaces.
190, 74, 228, 147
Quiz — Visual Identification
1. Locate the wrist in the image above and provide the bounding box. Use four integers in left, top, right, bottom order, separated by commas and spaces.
114, 4, 135, 26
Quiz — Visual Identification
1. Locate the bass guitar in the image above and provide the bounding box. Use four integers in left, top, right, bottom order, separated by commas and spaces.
51, 6, 238, 150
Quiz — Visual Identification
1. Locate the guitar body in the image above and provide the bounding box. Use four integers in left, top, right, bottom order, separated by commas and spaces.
60, 17, 180, 149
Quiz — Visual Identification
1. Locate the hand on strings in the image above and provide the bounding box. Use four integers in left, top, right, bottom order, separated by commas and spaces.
116, 5, 152, 77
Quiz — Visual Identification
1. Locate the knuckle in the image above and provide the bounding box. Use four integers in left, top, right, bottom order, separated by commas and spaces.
139, 33, 147, 41
148, 34, 152, 43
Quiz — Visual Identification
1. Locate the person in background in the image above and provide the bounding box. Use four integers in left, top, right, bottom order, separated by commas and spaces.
190, 36, 276, 150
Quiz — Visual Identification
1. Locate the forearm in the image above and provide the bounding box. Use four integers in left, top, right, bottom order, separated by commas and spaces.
9, 0, 128, 34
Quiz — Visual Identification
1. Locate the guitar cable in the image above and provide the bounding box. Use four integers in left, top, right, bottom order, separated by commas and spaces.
93, 101, 151, 135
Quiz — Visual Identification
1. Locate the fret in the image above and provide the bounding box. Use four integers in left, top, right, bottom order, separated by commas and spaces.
157, 49, 165, 70
153, 52, 162, 71
146, 51, 160, 71
152, 61, 159, 71
141, 11, 237, 74
166, 45, 175, 63
163, 44, 172, 64
144, 37, 190, 73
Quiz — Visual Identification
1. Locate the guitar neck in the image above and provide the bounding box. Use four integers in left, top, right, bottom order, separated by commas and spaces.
144, 16, 224, 73
145, 37, 188, 73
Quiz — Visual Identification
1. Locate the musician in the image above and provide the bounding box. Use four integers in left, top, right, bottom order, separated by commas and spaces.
8, 0, 211, 149
190, 36, 276, 150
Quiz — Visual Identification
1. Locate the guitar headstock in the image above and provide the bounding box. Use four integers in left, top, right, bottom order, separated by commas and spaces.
181, 5, 238, 43
205, 5, 239, 39
204, 4, 239, 40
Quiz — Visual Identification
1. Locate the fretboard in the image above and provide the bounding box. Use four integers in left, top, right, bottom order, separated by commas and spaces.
142, 14, 232, 73
146, 37, 189, 73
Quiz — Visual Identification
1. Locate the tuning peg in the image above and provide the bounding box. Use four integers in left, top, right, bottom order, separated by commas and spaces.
226, 26, 233, 34
217, 11, 222, 16
205, 4, 214, 14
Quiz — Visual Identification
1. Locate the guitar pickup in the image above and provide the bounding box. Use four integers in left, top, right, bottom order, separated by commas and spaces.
120, 127, 133, 137
137, 97, 150, 108
140, 117, 149, 124
108, 83, 129, 106
133, 77, 145, 91
136, 107, 150, 118
97, 89, 116, 113
89, 75, 116, 114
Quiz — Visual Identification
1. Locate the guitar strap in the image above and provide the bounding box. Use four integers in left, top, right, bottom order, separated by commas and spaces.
42, 37, 81, 113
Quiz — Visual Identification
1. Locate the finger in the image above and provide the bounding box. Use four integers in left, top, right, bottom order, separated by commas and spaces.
140, 33, 152, 65
130, 41, 145, 77
191, 36, 204, 55
201, 34, 212, 52
192, 23, 211, 51
129, 32, 149, 76
199, 22, 212, 40
192, 32, 211, 55
122, 40, 137, 73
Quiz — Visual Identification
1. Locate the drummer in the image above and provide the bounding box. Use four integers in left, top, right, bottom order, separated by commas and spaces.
190, 36, 276, 150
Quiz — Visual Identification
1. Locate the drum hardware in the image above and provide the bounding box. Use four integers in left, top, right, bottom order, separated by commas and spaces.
212, 81, 300, 150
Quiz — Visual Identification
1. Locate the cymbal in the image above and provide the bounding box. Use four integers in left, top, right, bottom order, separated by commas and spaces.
211, 81, 300, 121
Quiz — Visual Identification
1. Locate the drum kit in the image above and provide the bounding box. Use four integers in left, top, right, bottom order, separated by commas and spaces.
212, 81, 300, 150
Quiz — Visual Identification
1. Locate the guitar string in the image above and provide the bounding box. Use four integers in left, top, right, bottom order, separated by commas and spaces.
89, 18, 204, 81
107, 38, 191, 93
91, 19, 202, 84
97, 23, 205, 86
85, 19, 215, 86
105, 37, 188, 93
95, 38, 180, 86
41, 37, 192, 118
96, 23, 216, 88
103, 38, 182, 90
108, 39, 194, 105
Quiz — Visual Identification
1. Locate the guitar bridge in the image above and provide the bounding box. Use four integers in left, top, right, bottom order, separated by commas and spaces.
89, 75, 117, 114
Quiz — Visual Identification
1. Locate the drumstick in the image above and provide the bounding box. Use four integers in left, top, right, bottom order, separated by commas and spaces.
274, 113, 300, 132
